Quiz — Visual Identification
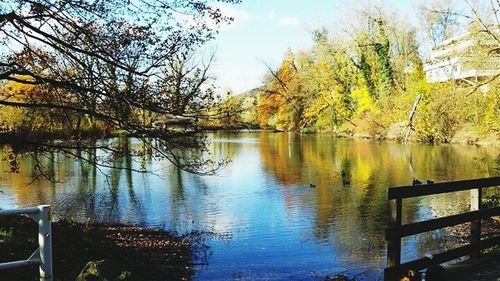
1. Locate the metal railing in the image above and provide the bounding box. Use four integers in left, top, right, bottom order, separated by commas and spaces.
0, 205, 53, 281
384, 177, 500, 281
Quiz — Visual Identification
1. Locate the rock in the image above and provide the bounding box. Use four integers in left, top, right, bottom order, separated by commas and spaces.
76, 260, 132, 281
386, 121, 407, 141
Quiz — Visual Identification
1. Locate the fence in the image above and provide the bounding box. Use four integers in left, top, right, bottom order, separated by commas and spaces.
384, 177, 500, 281
0, 205, 53, 281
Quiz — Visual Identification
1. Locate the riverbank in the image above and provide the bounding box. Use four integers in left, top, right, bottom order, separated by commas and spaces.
195, 124, 500, 147
1, 125, 499, 148
0, 216, 201, 281
301, 125, 500, 147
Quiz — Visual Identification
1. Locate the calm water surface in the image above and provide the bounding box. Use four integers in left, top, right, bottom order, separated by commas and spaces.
0, 132, 498, 280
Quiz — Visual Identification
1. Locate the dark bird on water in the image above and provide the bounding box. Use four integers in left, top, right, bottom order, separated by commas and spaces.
426, 180, 435, 184
309, 183, 316, 188
412, 178, 422, 185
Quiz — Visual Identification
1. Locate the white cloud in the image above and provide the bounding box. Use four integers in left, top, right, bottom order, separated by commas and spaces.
278, 16, 301, 27
212, 61, 265, 94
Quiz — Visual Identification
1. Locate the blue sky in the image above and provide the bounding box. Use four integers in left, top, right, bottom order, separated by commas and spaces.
208, 0, 416, 94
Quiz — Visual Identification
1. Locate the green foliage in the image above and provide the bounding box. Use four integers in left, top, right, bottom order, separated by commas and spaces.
373, 20, 395, 97
358, 53, 376, 98
249, 5, 498, 145
204, 90, 260, 129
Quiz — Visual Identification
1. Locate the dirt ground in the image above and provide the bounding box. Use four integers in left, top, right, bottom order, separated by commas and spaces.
0, 216, 202, 281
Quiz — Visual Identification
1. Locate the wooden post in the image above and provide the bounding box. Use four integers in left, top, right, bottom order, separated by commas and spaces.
387, 198, 402, 269
470, 188, 482, 258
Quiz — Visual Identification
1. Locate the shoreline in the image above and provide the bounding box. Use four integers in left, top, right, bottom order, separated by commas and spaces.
198, 128, 500, 147
1, 128, 498, 147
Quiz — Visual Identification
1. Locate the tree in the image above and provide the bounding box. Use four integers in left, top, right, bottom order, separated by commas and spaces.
0, 0, 239, 178
0, 76, 54, 134
299, 38, 356, 131
257, 50, 303, 131
419, 0, 463, 47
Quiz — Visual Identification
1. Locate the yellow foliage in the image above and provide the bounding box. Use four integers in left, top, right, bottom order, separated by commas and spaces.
350, 86, 374, 117
0, 76, 41, 102
257, 92, 285, 129
251, 26, 498, 144
0, 76, 56, 132
483, 89, 499, 133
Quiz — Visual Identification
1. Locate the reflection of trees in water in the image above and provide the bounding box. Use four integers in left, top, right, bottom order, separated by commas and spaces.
209, 132, 246, 163
74, 148, 97, 222
46, 137, 148, 224
407, 144, 498, 181
161, 163, 228, 233
166, 165, 188, 229
1, 134, 498, 258
97, 137, 145, 224
0, 135, 223, 229
0, 146, 60, 206
0, 138, 151, 224
161, 133, 249, 233
257, 132, 498, 264
472, 154, 500, 180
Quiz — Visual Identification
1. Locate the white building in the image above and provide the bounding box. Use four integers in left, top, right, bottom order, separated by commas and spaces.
423, 26, 500, 84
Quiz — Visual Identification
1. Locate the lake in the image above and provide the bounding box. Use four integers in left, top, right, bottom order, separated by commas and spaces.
0, 132, 498, 280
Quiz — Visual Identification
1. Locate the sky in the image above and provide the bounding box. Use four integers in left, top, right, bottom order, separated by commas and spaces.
208, 0, 416, 94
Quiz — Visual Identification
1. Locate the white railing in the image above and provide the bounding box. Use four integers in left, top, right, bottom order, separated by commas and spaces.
0, 205, 53, 281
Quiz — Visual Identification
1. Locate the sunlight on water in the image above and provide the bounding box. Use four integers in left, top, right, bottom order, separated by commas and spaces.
0, 132, 498, 280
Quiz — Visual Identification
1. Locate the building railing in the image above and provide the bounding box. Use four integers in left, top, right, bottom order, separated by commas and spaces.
0, 205, 53, 281
384, 177, 500, 281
